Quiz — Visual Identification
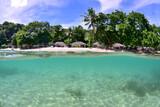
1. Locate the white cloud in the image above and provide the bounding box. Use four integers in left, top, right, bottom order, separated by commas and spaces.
133, 0, 160, 9
11, 0, 28, 8
98, 0, 122, 12
0, 0, 68, 24
10, 0, 66, 8
28, 0, 67, 7
1, 0, 160, 26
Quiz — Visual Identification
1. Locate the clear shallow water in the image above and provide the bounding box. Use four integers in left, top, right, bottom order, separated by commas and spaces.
0, 53, 160, 107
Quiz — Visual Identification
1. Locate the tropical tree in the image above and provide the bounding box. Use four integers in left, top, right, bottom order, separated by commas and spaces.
84, 8, 97, 45
15, 30, 29, 47
142, 30, 160, 48
51, 25, 66, 42
95, 10, 127, 47
37, 29, 52, 45
63, 27, 73, 45
0, 8, 160, 50
71, 25, 86, 42
126, 11, 150, 46
0, 30, 7, 46
2, 21, 24, 42
14, 21, 52, 48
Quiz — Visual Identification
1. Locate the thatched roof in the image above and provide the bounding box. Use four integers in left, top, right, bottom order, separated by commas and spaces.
93, 42, 103, 48
136, 46, 143, 51
54, 42, 67, 47
32, 45, 40, 48
71, 42, 86, 47
112, 43, 125, 49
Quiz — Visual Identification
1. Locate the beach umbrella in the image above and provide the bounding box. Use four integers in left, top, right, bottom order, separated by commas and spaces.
54, 42, 67, 47
71, 42, 86, 47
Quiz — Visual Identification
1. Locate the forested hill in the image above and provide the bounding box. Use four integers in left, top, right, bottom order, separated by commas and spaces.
0, 8, 160, 49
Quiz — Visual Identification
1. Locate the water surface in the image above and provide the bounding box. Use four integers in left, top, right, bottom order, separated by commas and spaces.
0, 52, 160, 107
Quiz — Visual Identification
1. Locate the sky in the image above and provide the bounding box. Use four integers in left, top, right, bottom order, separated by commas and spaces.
0, 0, 160, 27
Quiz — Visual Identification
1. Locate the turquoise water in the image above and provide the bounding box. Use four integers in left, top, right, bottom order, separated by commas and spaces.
0, 52, 160, 107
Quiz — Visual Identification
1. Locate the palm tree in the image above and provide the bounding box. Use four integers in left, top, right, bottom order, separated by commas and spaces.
67, 27, 73, 43
84, 8, 97, 46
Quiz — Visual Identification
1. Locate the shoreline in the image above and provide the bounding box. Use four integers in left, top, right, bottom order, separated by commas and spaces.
0, 47, 160, 57
0, 47, 115, 53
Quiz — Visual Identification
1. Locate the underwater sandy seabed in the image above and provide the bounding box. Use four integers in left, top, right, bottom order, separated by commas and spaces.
0, 53, 160, 107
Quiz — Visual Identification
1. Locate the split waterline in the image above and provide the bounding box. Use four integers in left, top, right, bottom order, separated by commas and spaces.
0, 51, 160, 107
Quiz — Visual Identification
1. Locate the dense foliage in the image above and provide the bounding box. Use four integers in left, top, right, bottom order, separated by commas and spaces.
0, 8, 160, 49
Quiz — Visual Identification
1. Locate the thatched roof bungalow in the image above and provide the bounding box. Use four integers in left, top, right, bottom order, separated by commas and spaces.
54, 42, 67, 47
71, 42, 86, 47
112, 43, 126, 49
93, 42, 103, 48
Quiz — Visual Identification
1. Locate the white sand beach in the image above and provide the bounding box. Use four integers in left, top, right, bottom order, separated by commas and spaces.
0, 47, 115, 53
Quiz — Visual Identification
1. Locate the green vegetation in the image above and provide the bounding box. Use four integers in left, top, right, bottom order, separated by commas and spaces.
0, 8, 160, 50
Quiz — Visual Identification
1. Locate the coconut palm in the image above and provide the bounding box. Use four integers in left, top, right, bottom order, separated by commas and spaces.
84, 8, 97, 46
